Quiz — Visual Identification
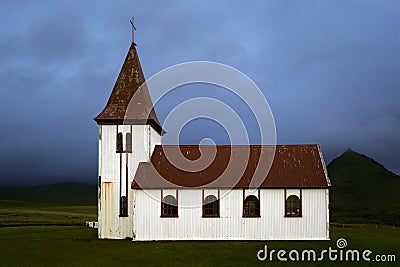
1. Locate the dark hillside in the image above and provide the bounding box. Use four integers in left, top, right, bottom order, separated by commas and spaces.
0, 183, 97, 205
328, 149, 400, 225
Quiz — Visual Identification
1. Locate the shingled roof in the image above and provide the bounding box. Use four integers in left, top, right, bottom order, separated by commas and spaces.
132, 145, 330, 189
94, 43, 163, 134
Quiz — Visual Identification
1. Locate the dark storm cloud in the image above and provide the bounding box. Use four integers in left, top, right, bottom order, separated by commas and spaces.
0, 0, 399, 184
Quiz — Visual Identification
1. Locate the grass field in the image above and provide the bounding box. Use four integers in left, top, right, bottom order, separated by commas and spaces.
0, 201, 398, 266
0, 217, 398, 265
0, 225, 398, 266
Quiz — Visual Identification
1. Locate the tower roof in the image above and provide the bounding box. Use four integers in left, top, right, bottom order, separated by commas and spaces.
94, 43, 163, 134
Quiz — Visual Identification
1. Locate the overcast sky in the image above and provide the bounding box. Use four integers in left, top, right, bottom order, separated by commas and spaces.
0, 0, 399, 185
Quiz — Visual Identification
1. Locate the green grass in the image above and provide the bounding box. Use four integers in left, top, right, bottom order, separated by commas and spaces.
0, 224, 398, 266
0, 200, 398, 266
0, 200, 97, 226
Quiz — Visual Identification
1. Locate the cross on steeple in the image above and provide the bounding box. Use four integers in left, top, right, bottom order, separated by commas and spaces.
130, 16, 137, 46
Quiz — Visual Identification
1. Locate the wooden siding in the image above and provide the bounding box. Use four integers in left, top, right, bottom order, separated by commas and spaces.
98, 124, 161, 239
132, 188, 329, 240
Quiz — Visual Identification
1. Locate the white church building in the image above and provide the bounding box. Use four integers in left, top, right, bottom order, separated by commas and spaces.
94, 40, 331, 241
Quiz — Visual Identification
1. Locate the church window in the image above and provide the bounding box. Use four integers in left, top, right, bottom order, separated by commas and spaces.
116, 132, 123, 152
126, 133, 132, 152
203, 195, 219, 217
243, 195, 260, 217
161, 195, 178, 217
285, 195, 301, 217
120, 196, 128, 216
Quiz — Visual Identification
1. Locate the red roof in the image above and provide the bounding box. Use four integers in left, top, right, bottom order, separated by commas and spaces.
94, 43, 163, 134
132, 145, 330, 189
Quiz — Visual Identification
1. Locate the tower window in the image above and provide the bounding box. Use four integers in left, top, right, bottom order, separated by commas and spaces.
126, 133, 132, 152
116, 132, 123, 153
120, 196, 128, 216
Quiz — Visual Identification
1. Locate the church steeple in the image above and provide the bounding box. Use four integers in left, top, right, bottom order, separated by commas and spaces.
94, 42, 163, 134
96, 27, 164, 238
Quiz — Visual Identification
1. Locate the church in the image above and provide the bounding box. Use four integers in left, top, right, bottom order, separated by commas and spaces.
94, 37, 331, 241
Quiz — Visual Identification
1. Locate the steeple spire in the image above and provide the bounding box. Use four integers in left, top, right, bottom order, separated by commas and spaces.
130, 16, 137, 46
94, 42, 163, 134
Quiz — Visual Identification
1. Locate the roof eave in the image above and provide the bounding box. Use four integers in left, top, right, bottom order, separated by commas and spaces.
317, 144, 331, 187
94, 118, 165, 135
131, 185, 330, 190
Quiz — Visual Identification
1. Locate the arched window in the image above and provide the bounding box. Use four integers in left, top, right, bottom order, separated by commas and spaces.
126, 133, 132, 152
203, 195, 219, 217
243, 195, 260, 217
120, 196, 128, 216
116, 132, 123, 152
161, 195, 178, 217
285, 195, 301, 217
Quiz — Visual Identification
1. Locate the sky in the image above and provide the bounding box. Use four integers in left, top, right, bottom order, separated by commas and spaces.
0, 0, 399, 185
